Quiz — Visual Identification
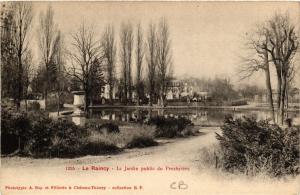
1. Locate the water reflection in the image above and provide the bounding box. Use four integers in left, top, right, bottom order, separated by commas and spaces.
89, 108, 300, 126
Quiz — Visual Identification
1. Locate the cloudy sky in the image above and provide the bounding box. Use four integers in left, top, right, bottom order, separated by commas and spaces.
30, 1, 300, 87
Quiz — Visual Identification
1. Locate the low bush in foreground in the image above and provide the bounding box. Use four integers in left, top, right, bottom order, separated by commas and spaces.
147, 116, 196, 138
125, 136, 158, 148
124, 126, 158, 148
83, 141, 120, 155
215, 116, 299, 177
2, 108, 197, 158
85, 121, 120, 134
87, 125, 157, 149
1, 108, 120, 158
1, 107, 158, 157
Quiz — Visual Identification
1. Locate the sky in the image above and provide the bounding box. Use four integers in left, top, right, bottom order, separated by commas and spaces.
29, 1, 300, 88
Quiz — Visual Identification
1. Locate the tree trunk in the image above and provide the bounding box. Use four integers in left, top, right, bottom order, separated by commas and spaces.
278, 76, 287, 125
137, 97, 140, 106
136, 83, 140, 106
276, 75, 281, 123
57, 91, 60, 116
44, 82, 48, 111
25, 83, 28, 112
44, 65, 49, 110
286, 83, 289, 108
123, 77, 128, 104
17, 53, 23, 111
109, 84, 114, 105
84, 90, 89, 112
264, 53, 275, 123
149, 94, 153, 106
57, 63, 61, 116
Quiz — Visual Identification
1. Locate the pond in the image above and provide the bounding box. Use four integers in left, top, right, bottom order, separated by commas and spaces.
86, 108, 300, 126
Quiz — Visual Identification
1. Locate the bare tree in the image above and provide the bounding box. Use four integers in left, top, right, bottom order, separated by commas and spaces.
22, 50, 33, 112
11, 2, 33, 110
240, 25, 276, 123
146, 22, 157, 106
265, 13, 298, 124
119, 22, 134, 103
68, 22, 103, 111
37, 5, 59, 110
157, 18, 173, 107
101, 24, 116, 104
52, 31, 65, 115
135, 23, 144, 105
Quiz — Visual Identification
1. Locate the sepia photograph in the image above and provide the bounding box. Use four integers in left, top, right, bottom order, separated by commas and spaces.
0, 1, 300, 194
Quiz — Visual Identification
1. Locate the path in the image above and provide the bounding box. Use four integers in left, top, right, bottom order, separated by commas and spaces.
1, 128, 299, 195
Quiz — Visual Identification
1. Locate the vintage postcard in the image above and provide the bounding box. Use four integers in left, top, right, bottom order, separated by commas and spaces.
1, 1, 300, 195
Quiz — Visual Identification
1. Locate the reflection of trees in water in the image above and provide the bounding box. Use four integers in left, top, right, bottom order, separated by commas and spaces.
89, 108, 299, 124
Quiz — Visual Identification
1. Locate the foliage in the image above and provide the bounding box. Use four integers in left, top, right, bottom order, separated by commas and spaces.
147, 116, 195, 138
230, 99, 247, 106
216, 116, 300, 177
85, 122, 120, 134
237, 84, 264, 99
122, 125, 158, 148
1, 108, 87, 158
86, 124, 157, 149
83, 140, 120, 155
210, 78, 238, 101
99, 123, 120, 133
1, 107, 31, 154
89, 59, 106, 103
102, 24, 116, 103
126, 136, 158, 148
31, 66, 46, 94
27, 119, 87, 158
67, 23, 105, 110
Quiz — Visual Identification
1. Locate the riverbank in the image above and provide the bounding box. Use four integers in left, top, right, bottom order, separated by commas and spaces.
89, 103, 300, 112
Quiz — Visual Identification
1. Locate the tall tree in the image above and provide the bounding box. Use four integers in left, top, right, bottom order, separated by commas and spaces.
266, 13, 298, 124
1, 3, 17, 100
68, 22, 103, 111
120, 22, 133, 103
11, 2, 33, 110
88, 59, 105, 105
146, 22, 157, 106
52, 31, 65, 115
157, 18, 173, 107
240, 25, 276, 123
135, 23, 144, 105
101, 24, 116, 104
119, 22, 134, 103
22, 50, 33, 112
37, 5, 59, 110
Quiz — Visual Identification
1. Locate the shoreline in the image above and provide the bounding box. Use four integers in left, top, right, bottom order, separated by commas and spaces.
88, 104, 300, 112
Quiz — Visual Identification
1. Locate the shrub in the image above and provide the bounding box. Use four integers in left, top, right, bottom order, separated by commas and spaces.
85, 122, 120, 134
83, 141, 120, 155
87, 125, 157, 149
83, 130, 121, 155
1, 108, 89, 158
1, 108, 31, 154
1, 108, 160, 157
119, 125, 157, 148
147, 116, 194, 138
216, 116, 300, 177
31, 101, 41, 111
181, 125, 199, 137
125, 136, 158, 148
99, 123, 120, 133
230, 100, 247, 106
22, 115, 88, 158
198, 144, 224, 170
